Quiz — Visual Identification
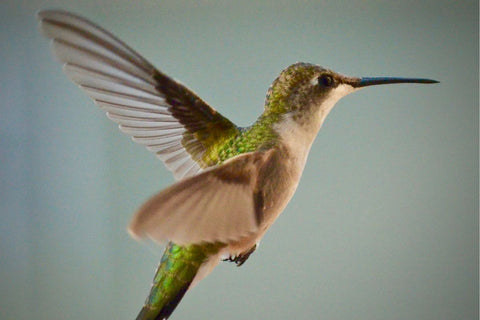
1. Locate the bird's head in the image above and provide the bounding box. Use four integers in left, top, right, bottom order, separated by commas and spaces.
263, 62, 437, 132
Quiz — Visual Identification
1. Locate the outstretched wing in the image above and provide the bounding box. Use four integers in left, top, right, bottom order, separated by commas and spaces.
38, 10, 239, 180
129, 150, 273, 245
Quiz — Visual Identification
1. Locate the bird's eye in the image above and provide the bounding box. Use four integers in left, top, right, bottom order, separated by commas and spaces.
318, 74, 334, 87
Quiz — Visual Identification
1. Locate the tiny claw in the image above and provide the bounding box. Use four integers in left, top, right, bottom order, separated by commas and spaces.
222, 244, 257, 267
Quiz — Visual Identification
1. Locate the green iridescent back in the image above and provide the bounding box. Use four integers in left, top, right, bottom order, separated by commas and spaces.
200, 63, 324, 166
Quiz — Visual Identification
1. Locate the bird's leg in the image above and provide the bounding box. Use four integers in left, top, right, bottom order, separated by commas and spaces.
223, 244, 257, 267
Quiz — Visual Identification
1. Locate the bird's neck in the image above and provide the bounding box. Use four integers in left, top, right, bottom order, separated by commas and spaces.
271, 113, 319, 171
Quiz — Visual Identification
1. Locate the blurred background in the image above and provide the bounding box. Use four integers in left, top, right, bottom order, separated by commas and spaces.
0, 1, 477, 319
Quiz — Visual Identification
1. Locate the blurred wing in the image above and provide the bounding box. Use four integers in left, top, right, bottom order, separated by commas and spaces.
37, 10, 239, 180
129, 151, 272, 245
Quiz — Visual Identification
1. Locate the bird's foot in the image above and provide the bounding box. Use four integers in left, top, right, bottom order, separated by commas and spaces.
223, 244, 257, 267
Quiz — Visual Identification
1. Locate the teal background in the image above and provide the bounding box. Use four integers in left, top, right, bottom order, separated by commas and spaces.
1, 1, 478, 319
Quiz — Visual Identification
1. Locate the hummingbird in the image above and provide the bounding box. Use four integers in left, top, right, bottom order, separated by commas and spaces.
38, 10, 438, 320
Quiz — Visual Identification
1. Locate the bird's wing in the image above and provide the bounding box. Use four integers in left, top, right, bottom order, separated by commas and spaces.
129, 150, 273, 245
37, 10, 239, 180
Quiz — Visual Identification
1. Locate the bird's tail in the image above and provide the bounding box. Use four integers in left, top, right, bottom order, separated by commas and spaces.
135, 242, 222, 320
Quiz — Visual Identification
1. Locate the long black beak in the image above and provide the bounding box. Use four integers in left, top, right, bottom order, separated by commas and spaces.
353, 77, 439, 88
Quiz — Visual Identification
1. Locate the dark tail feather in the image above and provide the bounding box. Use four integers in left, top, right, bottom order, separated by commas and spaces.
157, 283, 190, 319
135, 280, 191, 320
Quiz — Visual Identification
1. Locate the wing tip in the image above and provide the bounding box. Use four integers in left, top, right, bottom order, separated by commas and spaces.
36, 10, 46, 20
128, 212, 144, 240
37, 9, 81, 21
127, 225, 142, 240
36, 9, 56, 21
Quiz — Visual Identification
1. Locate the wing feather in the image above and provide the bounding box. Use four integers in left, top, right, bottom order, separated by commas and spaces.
38, 10, 239, 180
129, 151, 273, 244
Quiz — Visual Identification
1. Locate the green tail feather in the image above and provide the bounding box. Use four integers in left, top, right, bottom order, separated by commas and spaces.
136, 242, 223, 320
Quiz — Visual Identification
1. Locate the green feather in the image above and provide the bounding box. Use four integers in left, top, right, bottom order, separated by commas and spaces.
136, 242, 225, 320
